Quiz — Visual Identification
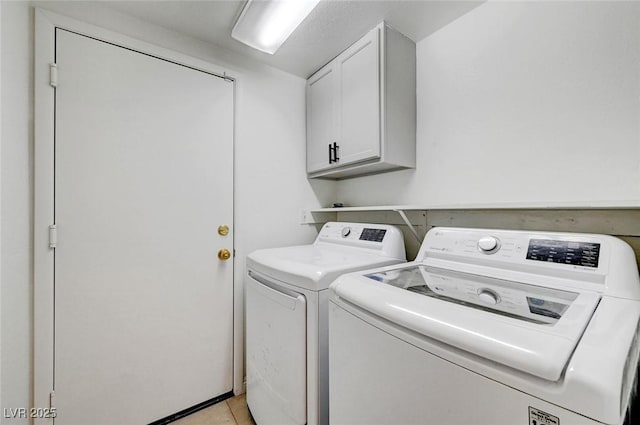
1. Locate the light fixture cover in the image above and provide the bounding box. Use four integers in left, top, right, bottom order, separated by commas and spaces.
232, 0, 321, 54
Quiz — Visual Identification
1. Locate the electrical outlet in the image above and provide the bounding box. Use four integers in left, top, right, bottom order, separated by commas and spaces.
300, 209, 312, 224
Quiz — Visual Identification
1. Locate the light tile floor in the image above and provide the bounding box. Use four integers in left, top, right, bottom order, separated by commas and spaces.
173, 394, 255, 425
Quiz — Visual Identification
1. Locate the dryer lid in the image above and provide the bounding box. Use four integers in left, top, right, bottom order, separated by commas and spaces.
247, 245, 404, 291
332, 264, 601, 381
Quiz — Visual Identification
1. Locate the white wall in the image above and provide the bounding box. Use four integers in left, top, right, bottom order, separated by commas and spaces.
0, 1, 334, 421
1, 2, 34, 420
337, 1, 640, 206
0, 0, 3, 415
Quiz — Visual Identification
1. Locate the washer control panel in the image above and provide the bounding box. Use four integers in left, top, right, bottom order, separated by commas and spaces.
419, 228, 609, 274
526, 239, 600, 268
413, 227, 640, 302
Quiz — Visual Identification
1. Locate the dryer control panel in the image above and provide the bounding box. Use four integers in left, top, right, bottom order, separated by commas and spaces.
316, 222, 406, 260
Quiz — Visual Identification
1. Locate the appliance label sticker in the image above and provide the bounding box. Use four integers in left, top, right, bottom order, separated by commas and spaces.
529, 407, 559, 425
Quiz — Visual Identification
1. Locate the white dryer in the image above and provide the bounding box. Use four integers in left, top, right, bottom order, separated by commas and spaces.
329, 227, 640, 425
245, 222, 406, 425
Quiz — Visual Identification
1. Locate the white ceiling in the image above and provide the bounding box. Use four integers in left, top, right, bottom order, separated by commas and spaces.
95, 1, 483, 78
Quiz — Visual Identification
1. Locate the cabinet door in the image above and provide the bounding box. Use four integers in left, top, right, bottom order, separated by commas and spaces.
337, 27, 381, 165
307, 64, 337, 173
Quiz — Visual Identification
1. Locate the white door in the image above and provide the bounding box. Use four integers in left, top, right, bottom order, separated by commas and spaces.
337, 27, 381, 165
245, 273, 307, 425
306, 64, 337, 173
53, 29, 234, 425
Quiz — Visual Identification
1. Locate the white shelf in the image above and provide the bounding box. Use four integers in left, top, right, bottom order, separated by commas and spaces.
310, 205, 421, 213
311, 201, 640, 213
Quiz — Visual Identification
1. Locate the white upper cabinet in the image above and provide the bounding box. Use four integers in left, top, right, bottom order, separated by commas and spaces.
306, 22, 416, 179
337, 27, 380, 167
307, 65, 337, 173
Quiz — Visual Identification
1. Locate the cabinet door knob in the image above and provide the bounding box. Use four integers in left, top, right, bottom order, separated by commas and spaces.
333, 142, 340, 162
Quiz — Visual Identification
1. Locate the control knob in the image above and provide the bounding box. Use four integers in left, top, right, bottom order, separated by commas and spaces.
478, 236, 500, 254
341, 227, 352, 238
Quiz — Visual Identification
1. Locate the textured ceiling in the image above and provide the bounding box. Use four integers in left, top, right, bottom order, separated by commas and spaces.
87, 1, 484, 77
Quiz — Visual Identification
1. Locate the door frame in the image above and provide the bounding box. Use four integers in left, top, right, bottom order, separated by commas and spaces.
34, 9, 239, 422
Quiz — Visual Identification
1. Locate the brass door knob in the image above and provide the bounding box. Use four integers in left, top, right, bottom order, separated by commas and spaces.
218, 248, 231, 260
218, 225, 229, 236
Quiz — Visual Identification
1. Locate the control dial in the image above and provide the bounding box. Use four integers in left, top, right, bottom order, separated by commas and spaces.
478, 236, 500, 254
341, 227, 352, 238
478, 289, 500, 305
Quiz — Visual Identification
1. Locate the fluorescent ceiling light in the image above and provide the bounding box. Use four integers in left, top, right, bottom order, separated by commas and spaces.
232, 0, 322, 54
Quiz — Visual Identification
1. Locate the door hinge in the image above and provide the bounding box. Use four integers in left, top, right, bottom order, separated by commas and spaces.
49, 390, 56, 409
49, 63, 58, 88
49, 224, 57, 249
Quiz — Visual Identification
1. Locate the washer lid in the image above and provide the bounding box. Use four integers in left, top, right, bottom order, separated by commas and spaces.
331, 264, 601, 381
247, 245, 404, 291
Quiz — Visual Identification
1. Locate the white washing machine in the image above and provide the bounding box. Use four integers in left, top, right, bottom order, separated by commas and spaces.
245, 222, 406, 425
329, 227, 640, 425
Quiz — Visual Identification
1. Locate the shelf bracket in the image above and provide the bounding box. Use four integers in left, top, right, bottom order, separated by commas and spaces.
393, 209, 423, 245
